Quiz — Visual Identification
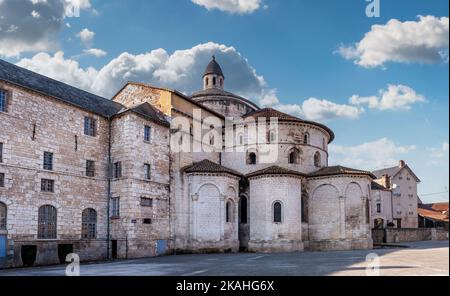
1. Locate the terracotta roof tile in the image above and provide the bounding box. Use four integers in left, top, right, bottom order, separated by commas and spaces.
246, 166, 307, 178
184, 159, 242, 177
309, 166, 376, 179
242, 108, 335, 143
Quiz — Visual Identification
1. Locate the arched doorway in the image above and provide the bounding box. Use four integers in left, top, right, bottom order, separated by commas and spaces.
238, 195, 250, 251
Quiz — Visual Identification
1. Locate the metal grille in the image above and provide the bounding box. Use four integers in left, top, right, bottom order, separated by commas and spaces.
82, 208, 97, 239
84, 117, 96, 136
0, 203, 6, 230
0, 90, 6, 112
38, 205, 57, 239
41, 179, 54, 192
113, 162, 122, 179
43, 152, 53, 170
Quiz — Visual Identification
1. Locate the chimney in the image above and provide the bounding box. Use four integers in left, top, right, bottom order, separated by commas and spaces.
399, 160, 406, 168
379, 174, 391, 189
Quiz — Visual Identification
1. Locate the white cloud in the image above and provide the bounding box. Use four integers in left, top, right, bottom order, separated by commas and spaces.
31, 10, 40, 18
191, 0, 263, 14
76, 28, 95, 47
329, 138, 416, 170
16, 42, 269, 100
350, 84, 426, 111
0, 0, 93, 57
260, 94, 364, 121
428, 142, 450, 159
82, 48, 107, 57
337, 16, 449, 68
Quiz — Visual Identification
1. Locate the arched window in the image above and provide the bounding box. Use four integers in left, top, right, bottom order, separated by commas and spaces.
288, 148, 300, 164
205, 77, 209, 86
238, 133, 243, 145
247, 152, 257, 165
240, 197, 248, 224
220, 78, 223, 87
226, 201, 233, 223
38, 205, 57, 239
273, 202, 282, 223
213, 76, 217, 86
314, 152, 321, 168
304, 133, 310, 145
82, 208, 97, 239
0, 202, 6, 230
209, 135, 215, 146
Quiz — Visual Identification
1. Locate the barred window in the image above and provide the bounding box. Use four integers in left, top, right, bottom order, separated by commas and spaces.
140, 197, 153, 207
41, 179, 54, 193
86, 160, 95, 177
304, 133, 310, 145
38, 205, 57, 239
0, 89, 7, 112
84, 117, 97, 137
113, 162, 122, 179
144, 126, 151, 142
0, 202, 6, 230
273, 202, 282, 223
43, 152, 53, 171
82, 208, 97, 239
144, 163, 151, 180
0, 173, 4, 187
0, 142, 3, 162
111, 197, 120, 218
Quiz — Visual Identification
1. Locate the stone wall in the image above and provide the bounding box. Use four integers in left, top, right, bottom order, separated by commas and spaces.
248, 175, 303, 252
373, 228, 449, 243
110, 112, 171, 259
306, 175, 372, 251
0, 81, 109, 268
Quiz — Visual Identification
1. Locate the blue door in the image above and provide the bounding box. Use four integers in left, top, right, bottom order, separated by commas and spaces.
156, 240, 167, 256
0, 236, 6, 258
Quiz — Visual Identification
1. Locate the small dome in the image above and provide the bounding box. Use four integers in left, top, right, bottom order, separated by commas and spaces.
203, 56, 224, 77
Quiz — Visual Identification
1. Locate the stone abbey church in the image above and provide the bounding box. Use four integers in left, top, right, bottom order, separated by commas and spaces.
0, 57, 416, 268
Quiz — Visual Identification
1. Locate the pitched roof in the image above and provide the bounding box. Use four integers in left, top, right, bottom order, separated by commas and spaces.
116, 102, 170, 127
372, 164, 421, 182
0, 59, 123, 117
246, 166, 307, 178
184, 159, 242, 177
191, 88, 260, 110
243, 108, 335, 143
371, 182, 391, 191
308, 166, 376, 179
203, 56, 224, 77
418, 203, 449, 223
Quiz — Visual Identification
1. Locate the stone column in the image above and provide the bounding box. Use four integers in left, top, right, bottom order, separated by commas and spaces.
220, 193, 226, 241
339, 196, 346, 239
190, 193, 198, 240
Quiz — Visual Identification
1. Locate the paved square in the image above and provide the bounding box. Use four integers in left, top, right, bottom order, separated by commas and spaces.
0, 241, 448, 276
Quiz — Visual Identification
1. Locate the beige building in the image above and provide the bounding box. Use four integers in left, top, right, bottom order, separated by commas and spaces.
373, 160, 421, 229
1, 57, 386, 268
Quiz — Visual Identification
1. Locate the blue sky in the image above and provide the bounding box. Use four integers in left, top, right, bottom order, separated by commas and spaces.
0, 0, 448, 202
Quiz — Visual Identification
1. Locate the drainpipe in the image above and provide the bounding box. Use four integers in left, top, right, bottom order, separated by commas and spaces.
106, 118, 112, 259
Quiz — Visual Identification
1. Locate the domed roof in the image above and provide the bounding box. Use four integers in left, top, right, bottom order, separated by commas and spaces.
203, 56, 224, 77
